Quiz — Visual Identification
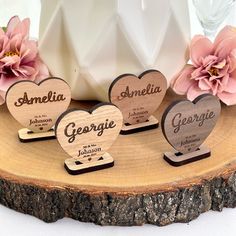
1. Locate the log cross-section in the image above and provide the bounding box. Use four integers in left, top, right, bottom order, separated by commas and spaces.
0, 91, 236, 226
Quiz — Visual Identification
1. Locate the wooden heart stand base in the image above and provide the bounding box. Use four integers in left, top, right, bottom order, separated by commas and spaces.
120, 115, 158, 135
64, 153, 114, 175
0, 91, 236, 226
18, 128, 55, 142
164, 146, 211, 167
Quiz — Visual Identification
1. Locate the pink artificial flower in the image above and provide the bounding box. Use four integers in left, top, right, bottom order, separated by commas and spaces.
0, 16, 49, 105
171, 26, 236, 105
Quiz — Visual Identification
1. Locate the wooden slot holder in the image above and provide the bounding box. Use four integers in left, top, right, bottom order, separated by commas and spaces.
120, 115, 159, 135
64, 152, 114, 175
18, 128, 55, 142
164, 146, 211, 167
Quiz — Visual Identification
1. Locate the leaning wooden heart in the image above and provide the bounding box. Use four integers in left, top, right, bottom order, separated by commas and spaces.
109, 70, 167, 124
55, 103, 123, 164
161, 94, 221, 154
6, 77, 71, 133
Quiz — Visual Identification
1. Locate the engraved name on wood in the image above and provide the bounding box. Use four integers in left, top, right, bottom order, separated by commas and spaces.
55, 103, 123, 165
109, 70, 167, 125
161, 94, 221, 154
6, 78, 71, 133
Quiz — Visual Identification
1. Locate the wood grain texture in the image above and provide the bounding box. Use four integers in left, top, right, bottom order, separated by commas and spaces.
18, 128, 55, 142
161, 94, 221, 154
6, 77, 71, 133
120, 115, 158, 135
56, 103, 123, 163
64, 152, 114, 175
55, 103, 123, 174
0, 90, 236, 226
109, 70, 167, 125
164, 146, 211, 166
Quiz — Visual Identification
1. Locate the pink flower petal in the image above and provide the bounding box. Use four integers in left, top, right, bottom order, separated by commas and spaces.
215, 36, 236, 59
214, 26, 236, 48
34, 58, 49, 82
218, 64, 229, 77
220, 74, 229, 87
9, 34, 23, 52
194, 75, 208, 81
171, 65, 195, 95
18, 65, 36, 76
11, 68, 20, 77
6, 16, 21, 37
0, 55, 20, 66
198, 78, 212, 90
211, 81, 219, 95
6, 16, 30, 39
187, 84, 210, 101
0, 27, 5, 36
223, 77, 236, 93
12, 18, 30, 39
228, 50, 236, 73
0, 35, 9, 58
217, 91, 236, 105
0, 16, 49, 106
191, 66, 204, 79
20, 40, 38, 63
213, 59, 226, 69
201, 55, 218, 67
190, 35, 213, 67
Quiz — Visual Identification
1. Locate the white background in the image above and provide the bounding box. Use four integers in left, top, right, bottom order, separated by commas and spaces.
0, 205, 236, 236
0, 1, 236, 235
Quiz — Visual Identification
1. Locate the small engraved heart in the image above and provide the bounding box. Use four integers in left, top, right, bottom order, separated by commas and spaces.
109, 70, 167, 125
55, 103, 123, 164
6, 77, 71, 133
161, 94, 221, 154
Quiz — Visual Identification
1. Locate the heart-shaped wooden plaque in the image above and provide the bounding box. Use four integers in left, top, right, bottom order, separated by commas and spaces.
55, 103, 123, 164
6, 77, 71, 133
161, 94, 221, 154
109, 70, 167, 125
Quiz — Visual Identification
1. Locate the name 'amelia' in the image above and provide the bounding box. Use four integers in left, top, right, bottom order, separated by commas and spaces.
14, 91, 66, 107
118, 83, 162, 100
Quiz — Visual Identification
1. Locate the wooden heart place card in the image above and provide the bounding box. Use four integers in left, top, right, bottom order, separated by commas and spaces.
109, 69, 167, 134
161, 94, 221, 166
55, 103, 123, 175
6, 77, 71, 142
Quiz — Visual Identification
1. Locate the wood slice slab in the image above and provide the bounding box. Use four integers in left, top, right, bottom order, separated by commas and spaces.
0, 90, 236, 226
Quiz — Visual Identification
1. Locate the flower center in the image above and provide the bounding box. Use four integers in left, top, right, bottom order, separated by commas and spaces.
4, 51, 19, 57
208, 67, 219, 77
